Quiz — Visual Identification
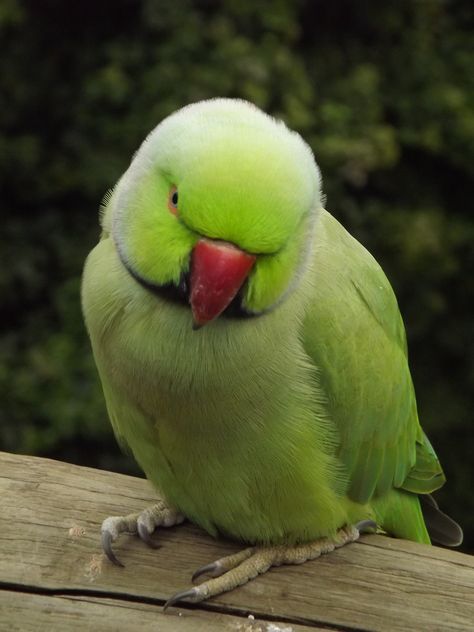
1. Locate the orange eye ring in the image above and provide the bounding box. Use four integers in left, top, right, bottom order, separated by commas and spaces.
168, 185, 179, 216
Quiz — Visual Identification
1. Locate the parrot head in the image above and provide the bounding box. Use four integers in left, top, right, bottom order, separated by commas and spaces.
103, 99, 322, 327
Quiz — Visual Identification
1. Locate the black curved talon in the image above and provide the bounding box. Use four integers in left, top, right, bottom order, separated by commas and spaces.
163, 587, 199, 612
101, 531, 125, 567
192, 561, 221, 583
355, 519, 378, 534
137, 522, 160, 549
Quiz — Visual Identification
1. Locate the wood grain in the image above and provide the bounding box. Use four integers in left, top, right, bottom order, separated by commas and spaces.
1, 451, 473, 631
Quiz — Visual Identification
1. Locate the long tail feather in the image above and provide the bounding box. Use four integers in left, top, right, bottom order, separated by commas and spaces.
420, 494, 463, 547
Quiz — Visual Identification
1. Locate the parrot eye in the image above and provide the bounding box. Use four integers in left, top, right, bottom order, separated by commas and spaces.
168, 186, 179, 216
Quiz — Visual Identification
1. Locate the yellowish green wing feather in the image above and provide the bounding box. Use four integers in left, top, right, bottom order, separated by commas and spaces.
304, 210, 445, 504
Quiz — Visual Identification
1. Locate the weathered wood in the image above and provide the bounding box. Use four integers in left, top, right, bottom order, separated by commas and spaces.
1, 451, 473, 631
0, 591, 320, 632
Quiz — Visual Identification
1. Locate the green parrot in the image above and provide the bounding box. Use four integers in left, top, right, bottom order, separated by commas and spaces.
82, 98, 462, 608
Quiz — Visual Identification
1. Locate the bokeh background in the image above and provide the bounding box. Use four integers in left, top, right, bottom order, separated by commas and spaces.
1, 1, 473, 552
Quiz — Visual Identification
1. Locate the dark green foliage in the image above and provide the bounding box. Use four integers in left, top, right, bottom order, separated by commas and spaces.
1, 1, 472, 549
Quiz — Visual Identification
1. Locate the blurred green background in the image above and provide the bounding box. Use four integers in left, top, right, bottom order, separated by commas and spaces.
1, 1, 473, 552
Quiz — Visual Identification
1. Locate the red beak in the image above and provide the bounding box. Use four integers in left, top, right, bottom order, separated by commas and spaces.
190, 239, 256, 328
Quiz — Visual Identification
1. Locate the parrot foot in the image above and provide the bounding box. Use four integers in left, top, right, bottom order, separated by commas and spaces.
101, 500, 185, 567
164, 520, 376, 611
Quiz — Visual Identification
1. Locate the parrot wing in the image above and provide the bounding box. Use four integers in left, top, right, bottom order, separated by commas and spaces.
303, 210, 445, 505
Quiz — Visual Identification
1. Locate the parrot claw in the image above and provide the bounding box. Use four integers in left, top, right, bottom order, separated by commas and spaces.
137, 520, 161, 549
164, 524, 366, 610
192, 547, 254, 583
192, 561, 223, 583
101, 529, 125, 567
164, 586, 202, 611
100, 503, 184, 567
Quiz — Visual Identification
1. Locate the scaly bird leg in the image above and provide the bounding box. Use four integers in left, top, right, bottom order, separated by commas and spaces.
164, 520, 376, 611
101, 499, 185, 567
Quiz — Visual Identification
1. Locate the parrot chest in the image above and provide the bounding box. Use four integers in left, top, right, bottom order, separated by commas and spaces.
101, 313, 348, 544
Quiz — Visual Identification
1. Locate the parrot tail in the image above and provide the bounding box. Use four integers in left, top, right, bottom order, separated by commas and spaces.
420, 494, 463, 547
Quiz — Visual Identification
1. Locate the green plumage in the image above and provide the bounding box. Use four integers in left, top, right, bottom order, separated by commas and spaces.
82, 99, 459, 552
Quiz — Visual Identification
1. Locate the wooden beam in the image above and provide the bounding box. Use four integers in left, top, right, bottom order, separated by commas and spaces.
1, 451, 473, 631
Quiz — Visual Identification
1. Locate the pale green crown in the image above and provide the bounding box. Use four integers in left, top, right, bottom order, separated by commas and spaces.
103, 98, 322, 313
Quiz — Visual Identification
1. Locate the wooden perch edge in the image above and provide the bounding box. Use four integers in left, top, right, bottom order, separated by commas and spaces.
1, 451, 473, 632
